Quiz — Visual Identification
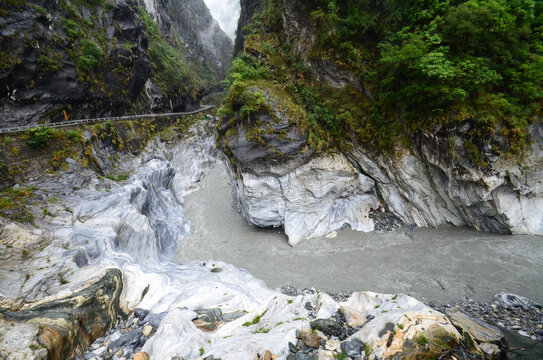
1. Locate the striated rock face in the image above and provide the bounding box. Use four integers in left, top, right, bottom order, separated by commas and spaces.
347, 121, 543, 235
0, 118, 528, 360
229, 153, 379, 246
225, 114, 542, 244
150, 0, 233, 89
0, 0, 232, 127
0, 269, 124, 360
219, 0, 543, 243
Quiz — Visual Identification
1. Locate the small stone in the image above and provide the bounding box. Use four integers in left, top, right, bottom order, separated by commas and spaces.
144, 312, 167, 329
142, 325, 152, 337
317, 349, 334, 360
133, 308, 149, 320
295, 352, 314, 360
310, 319, 343, 338
108, 328, 143, 353
261, 350, 272, 360
133, 352, 149, 360
341, 341, 363, 357
299, 329, 322, 348
340, 306, 364, 327
288, 342, 298, 353
479, 343, 501, 358
325, 339, 340, 352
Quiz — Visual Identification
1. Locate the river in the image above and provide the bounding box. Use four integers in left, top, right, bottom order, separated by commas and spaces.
176, 159, 543, 304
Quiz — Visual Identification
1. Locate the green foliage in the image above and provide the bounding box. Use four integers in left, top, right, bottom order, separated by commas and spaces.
37, 54, 60, 72
224, 54, 270, 86
222, 0, 543, 162
0, 50, 23, 72
417, 334, 429, 346
138, 6, 201, 97
25, 127, 56, 148
76, 39, 103, 72
334, 351, 347, 360
61, 18, 80, 40
30, 4, 48, 15
363, 343, 372, 358
66, 130, 82, 143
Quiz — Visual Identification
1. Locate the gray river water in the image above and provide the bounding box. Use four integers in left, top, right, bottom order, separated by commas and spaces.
175, 160, 543, 304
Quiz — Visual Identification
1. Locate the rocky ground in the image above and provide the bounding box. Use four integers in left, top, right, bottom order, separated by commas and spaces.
282, 286, 543, 343
431, 293, 543, 341
76, 309, 164, 360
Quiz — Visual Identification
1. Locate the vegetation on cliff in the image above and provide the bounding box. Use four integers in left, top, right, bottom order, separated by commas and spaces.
0, 0, 232, 126
220, 0, 543, 160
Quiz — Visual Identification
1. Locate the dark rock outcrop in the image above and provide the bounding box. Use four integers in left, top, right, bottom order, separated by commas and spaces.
0, 0, 232, 127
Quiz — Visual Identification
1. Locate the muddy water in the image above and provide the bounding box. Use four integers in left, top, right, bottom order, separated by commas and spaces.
175, 160, 543, 304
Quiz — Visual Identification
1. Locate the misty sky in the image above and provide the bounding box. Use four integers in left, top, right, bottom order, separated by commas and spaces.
203, 0, 240, 41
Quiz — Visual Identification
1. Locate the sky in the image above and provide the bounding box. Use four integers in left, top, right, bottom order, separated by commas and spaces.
203, 0, 241, 41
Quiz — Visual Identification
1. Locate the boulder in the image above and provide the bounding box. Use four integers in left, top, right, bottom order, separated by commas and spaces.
446, 308, 505, 346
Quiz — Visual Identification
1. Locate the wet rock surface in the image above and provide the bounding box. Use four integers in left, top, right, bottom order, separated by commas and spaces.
432, 294, 543, 341
1, 118, 542, 360
227, 152, 380, 245
77, 309, 161, 360
1, 269, 125, 360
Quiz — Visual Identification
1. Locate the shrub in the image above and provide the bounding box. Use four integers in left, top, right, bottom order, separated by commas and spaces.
61, 18, 80, 39
66, 130, 82, 143
37, 54, 59, 72
77, 39, 103, 72
25, 127, 55, 148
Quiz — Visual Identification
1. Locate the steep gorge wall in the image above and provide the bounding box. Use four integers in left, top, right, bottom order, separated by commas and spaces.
0, 0, 232, 127
218, 0, 543, 244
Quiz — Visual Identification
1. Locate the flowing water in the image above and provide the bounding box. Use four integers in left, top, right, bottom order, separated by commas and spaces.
176, 159, 543, 304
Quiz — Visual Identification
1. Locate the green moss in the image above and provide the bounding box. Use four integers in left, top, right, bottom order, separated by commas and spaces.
363, 343, 372, 358
106, 174, 129, 181
417, 334, 429, 347
254, 327, 270, 333
30, 3, 47, 14
242, 309, 268, 327
0, 50, 23, 72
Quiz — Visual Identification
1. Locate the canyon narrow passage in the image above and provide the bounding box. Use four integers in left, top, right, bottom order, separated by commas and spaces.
177, 159, 543, 304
